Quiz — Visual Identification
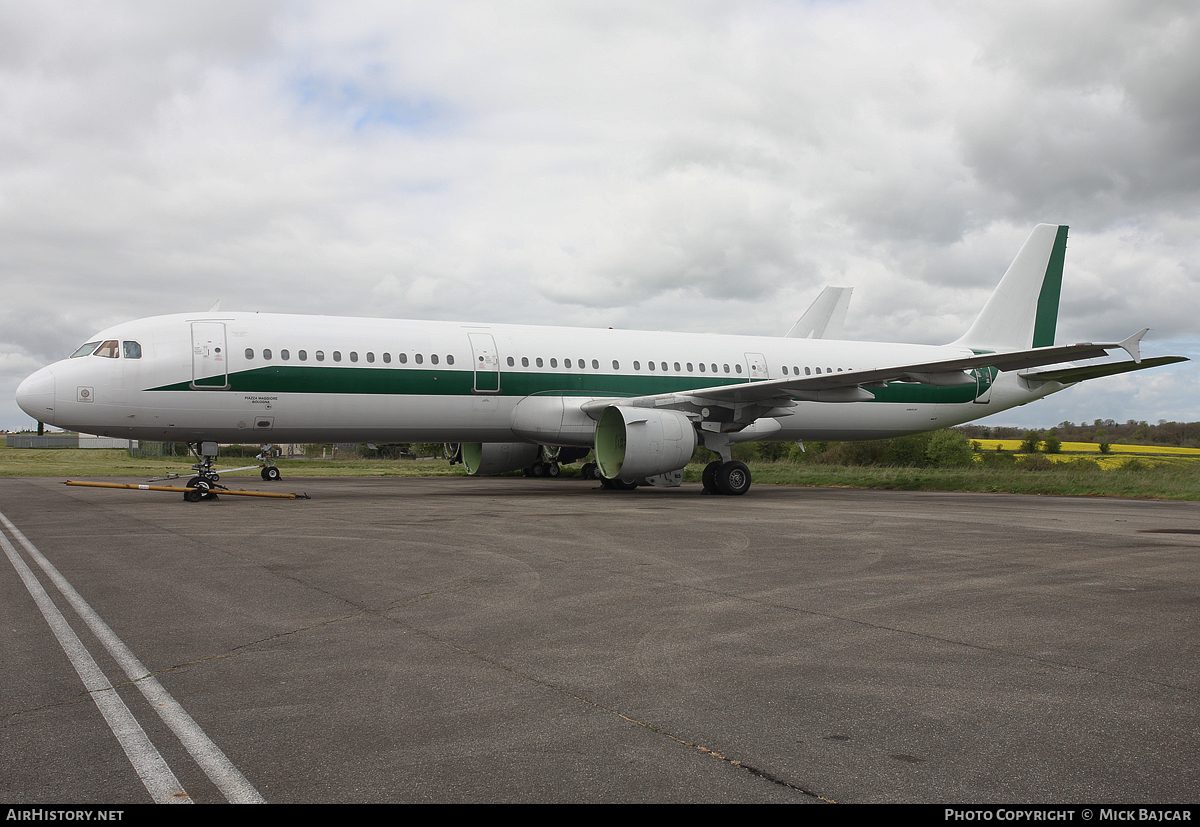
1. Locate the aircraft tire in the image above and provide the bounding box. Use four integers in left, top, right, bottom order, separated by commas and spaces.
608, 477, 638, 491
184, 478, 213, 502
547, 462, 560, 478
715, 461, 751, 496
530, 462, 546, 477
702, 461, 721, 494
263, 466, 281, 481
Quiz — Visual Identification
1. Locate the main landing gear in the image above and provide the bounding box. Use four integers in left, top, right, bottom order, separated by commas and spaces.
701, 460, 752, 496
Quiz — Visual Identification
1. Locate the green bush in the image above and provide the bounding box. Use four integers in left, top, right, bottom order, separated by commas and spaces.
925, 429, 975, 467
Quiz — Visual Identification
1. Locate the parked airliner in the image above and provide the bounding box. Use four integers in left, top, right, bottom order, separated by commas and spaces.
15, 224, 1186, 495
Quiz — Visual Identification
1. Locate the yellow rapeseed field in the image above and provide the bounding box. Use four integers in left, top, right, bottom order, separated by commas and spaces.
974, 439, 1200, 456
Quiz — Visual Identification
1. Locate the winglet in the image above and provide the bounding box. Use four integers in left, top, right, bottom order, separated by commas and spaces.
1119, 328, 1148, 364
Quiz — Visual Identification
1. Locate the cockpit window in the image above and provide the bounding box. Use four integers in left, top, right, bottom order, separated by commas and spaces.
94, 340, 119, 358
122, 341, 142, 359
71, 341, 101, 358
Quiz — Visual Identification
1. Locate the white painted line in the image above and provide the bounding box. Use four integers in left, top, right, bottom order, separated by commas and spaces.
0, 509, 266, 804
0, 530, 191, 804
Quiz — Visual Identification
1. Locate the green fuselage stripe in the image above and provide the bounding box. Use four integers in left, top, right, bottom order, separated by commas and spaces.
149, 365, 990, 405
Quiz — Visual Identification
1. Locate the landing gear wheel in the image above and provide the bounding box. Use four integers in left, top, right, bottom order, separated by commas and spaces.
530, 462, 546, 477
546, 462, 560, 478
715, 461, 752, 496
184, 478, 214, 502
261, 466, 281, 481
607, 477, 639, 491
702, 461, 722, 494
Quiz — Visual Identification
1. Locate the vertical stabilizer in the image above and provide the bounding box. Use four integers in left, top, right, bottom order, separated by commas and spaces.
785, 286, 853, 339
952, 224, 1067, 351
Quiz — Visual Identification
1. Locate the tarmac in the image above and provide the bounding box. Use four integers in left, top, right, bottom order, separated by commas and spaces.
1, 474, 1196, 803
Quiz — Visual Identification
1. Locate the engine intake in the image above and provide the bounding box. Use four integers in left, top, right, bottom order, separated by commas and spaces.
594, 406, 697, 479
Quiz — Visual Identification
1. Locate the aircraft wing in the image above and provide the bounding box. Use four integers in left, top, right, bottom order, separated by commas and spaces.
580, 330, 1176, 417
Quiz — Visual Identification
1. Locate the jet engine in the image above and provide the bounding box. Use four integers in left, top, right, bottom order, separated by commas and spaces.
593, 406, 697, 479
460, 442, 540, 476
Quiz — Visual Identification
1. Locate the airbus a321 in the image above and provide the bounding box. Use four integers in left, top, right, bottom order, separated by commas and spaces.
15, 224, 1186, 496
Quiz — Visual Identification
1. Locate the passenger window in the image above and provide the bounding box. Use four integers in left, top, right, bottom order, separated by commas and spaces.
245, 348, 254, 360
123, 341, 142, 359
262, 349, 271, 360
95, 340, 119, 358
365, 352, 373, 363
661, 362, 667, 372
447, 355, 454, 365
507, 356, 514, 366
592, 359, 599, 369
332, 351, 341, 362
674, 362, 681, 372
723, 364, 730, 374
699, 363, 706, 372
711, 364, 717, 373
382, 352, 390, 363
735, 364, 742, 374
648, 360, 655, 371
612, 360, 619, 370
805, 367, 811, 375
431, 354, 439, 365
633, 361, 640, 370
550, 358, 558, 368
536, 357, 544, 367
350, 352, 358, 363
782, 365, 789, 375
522, 357, 529, 367
316, 351, 325, 362
815, 367, 821, 374
686, 362, 693, 372
281, 349, 290, 361
415, 354, 423, 364
564, 358, 572, 368
299, 350, 307, 361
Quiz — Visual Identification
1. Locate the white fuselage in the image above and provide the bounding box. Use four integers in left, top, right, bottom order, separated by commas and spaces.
17, 312, 1062, 445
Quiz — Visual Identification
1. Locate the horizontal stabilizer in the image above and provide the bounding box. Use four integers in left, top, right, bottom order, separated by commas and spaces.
1020, 355, 1188, 384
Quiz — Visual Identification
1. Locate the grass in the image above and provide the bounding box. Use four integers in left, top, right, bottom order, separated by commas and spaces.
3, 445, 1198, 500
0, 447, 460, 479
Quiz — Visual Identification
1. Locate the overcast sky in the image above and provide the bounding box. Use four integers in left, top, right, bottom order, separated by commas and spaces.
3, 0, 1197, 432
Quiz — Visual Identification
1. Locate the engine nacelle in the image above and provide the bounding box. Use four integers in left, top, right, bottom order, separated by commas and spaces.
460, 442, 540, 476
594, 406, 697, 479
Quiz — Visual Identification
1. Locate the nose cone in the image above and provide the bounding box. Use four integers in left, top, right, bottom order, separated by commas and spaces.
16, 366, 56, 425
